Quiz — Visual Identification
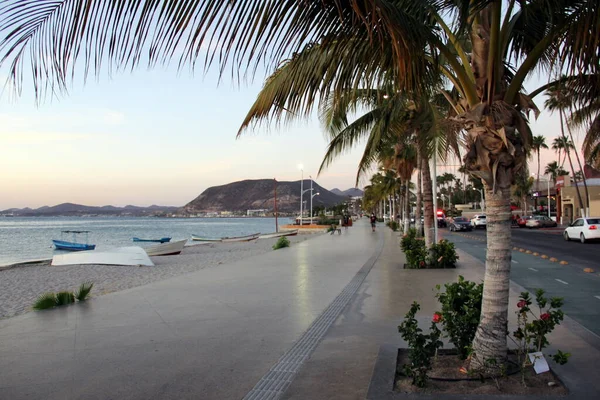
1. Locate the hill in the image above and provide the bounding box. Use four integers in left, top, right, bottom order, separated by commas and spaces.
330, 188, 364, 197
181, 179, 347, 214
1, 203, 179, 217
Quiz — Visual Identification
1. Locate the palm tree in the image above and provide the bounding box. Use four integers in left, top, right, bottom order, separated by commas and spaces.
1, 0, 598, 373
531, 136, 549, 190
552, 137, 573, 168
512, 173, 534, 215
546, 88, 588, 216
545, 162, 570, 186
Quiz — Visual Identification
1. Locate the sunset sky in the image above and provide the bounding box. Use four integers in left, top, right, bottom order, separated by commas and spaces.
0, 62, 584, 210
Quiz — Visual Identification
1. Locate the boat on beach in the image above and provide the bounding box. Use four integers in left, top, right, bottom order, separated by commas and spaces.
145, 240, 187, 256
51, 247, 154, 267
221, 233, 260, 243
190, 235, 221, 242
258, 230, 299, 239
52, 231, 96, 251
132, 237, 171, 243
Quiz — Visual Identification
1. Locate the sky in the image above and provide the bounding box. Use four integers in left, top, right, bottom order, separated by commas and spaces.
0, 53, 586, 210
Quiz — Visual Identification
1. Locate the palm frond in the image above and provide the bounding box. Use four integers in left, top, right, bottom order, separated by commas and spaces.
75, 281, 94, 301
0, 0, 437, 100
32, 292, 57, 310
55, 291, 75, 306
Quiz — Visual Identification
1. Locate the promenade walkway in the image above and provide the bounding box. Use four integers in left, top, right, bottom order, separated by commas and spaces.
0, 220, 381, 399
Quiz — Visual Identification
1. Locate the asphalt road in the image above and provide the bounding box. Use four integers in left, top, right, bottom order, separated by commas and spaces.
442, 227, 600, 338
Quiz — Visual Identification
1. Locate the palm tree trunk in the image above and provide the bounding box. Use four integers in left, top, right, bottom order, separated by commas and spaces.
421, 153, 434, 247
416, 162, 423, 237
566, 119, 590, 216
404, 183, 410, 234
470, 184, 512, 370
560, 109, 585, 217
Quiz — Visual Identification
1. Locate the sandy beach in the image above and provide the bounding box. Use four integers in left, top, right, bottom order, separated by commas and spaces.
0, 234, 318, 319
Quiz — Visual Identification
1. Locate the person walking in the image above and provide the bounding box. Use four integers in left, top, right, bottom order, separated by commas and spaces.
343, 214, 350, 230
370, 214, 377, 232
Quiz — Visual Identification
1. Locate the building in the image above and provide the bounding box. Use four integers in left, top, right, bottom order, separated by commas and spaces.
557, 175, 600, 224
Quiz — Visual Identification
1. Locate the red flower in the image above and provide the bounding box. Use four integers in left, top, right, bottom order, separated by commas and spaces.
419, 261, 426, 267
517, 300, 527, 309
433, 313, 442, 323
540, 313, 551, 321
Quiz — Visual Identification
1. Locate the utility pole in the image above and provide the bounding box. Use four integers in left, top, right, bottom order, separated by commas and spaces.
274, 178, 278, 232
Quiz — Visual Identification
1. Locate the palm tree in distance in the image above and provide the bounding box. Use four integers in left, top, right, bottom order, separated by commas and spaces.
545, 162, 570, 186
531, 136, 548, 192
552, 137, 573, 168
1, 0, 599, 374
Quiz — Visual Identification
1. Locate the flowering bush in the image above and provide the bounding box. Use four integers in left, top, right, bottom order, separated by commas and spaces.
435, 276, 483, 360
428, 240, 459, 268
512, 289, 570, 375
400, 229, 427, 268
398, 302, 443, 387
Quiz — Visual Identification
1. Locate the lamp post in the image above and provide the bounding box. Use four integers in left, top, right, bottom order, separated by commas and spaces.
440, 194, 447, 210
311, 191, 320, 224
298, 164, 304, 225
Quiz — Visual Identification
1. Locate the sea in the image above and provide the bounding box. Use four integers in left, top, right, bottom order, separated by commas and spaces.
0, 216, 292, 266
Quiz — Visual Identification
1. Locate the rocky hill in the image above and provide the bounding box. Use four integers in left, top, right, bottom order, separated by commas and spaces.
181, 179, 347, 214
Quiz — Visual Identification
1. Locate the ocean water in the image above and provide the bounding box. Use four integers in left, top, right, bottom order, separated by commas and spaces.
0, 217, 292, 266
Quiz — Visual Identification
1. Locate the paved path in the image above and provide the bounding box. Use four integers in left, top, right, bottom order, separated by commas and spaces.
0, 221, 381, 400
445, 229, 600, 337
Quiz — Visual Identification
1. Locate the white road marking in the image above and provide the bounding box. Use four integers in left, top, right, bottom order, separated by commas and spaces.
595, 296, 600, 301
555, 279, 569, 285
528, 268, 538, 272
512, 260, 519, 264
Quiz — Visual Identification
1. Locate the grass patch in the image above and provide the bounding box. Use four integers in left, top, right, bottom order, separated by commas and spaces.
273, 236, 291, 250
75, 281, 94, 301
32, 282, 94, 311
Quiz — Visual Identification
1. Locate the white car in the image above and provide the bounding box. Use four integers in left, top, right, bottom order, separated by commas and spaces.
470, 214, 487, 229
563, 217, 600, 243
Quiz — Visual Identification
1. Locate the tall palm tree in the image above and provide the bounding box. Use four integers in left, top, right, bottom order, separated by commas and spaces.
552, 137, 573, 168
546, 89, 588, 217
544, 161, 570, 186
1, 0, 598, 373
531, 136, 549, 190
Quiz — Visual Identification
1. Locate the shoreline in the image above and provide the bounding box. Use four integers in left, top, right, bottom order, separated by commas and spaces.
0, 233, 322, 320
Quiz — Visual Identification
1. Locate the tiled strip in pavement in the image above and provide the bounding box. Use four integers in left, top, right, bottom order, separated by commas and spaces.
243, 233, 385, 400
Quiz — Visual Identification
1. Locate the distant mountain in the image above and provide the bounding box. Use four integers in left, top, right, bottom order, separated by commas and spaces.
1, 203, 179, 217
181, 179, 347, 214
330, 188, 364, 197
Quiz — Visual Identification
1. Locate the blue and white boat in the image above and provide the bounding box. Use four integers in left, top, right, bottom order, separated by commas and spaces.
52, 231, 96, 251
132, 237, 171, 243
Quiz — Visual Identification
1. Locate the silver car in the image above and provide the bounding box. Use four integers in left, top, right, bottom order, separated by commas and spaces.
470, 214, 486, 229
525, 215, 557, 229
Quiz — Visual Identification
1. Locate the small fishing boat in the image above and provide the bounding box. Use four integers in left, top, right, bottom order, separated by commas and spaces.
52, 231, 96, 251
258, 230, 299, 239
145, 240, 187, 256
132, 237, 171, 243
221, 233, 260, 243
191, 235, 221, 242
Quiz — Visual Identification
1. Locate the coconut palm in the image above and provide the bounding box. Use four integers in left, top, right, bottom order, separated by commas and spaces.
531, 136, 549, 190
544, 162, 570, 186
552, 137, 573, 168
1, 0, 599, 373
512, 173, 534, 215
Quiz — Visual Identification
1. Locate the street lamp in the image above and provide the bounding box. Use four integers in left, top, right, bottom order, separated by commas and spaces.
298, 164, 304, 225
440, 194, 447, 210
311, 191, 320, 224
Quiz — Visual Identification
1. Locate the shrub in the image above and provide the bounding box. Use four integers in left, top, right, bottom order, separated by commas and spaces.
388, 221, 399, 231
55, 291, 75, 305
33, 292, 58, 310
75, 282, 94, 301
273, 236, 290, 250
435, 276, 483, 359
513, 290, 570, 368
428, 240, 458, 268
401, 229, 427, 268
398, 302, 443, 387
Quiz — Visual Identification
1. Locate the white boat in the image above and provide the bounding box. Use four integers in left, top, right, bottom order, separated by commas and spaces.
221, 233, 260, 243
51, 247, 154, 267
145, 240, 187, 256
190, 235, 221, 242
258, 230, 299, 239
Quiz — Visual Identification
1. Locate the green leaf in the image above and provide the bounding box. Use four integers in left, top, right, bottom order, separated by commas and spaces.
75, 281, 94, 301
32, 292, 57, 310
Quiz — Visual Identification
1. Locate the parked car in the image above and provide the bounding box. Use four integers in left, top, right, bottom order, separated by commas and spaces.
563, 217, 600, 243
525, 215, 557, 229
517, 215, 533, 228
470, 214, 487, 229
448, 217, 472, 232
